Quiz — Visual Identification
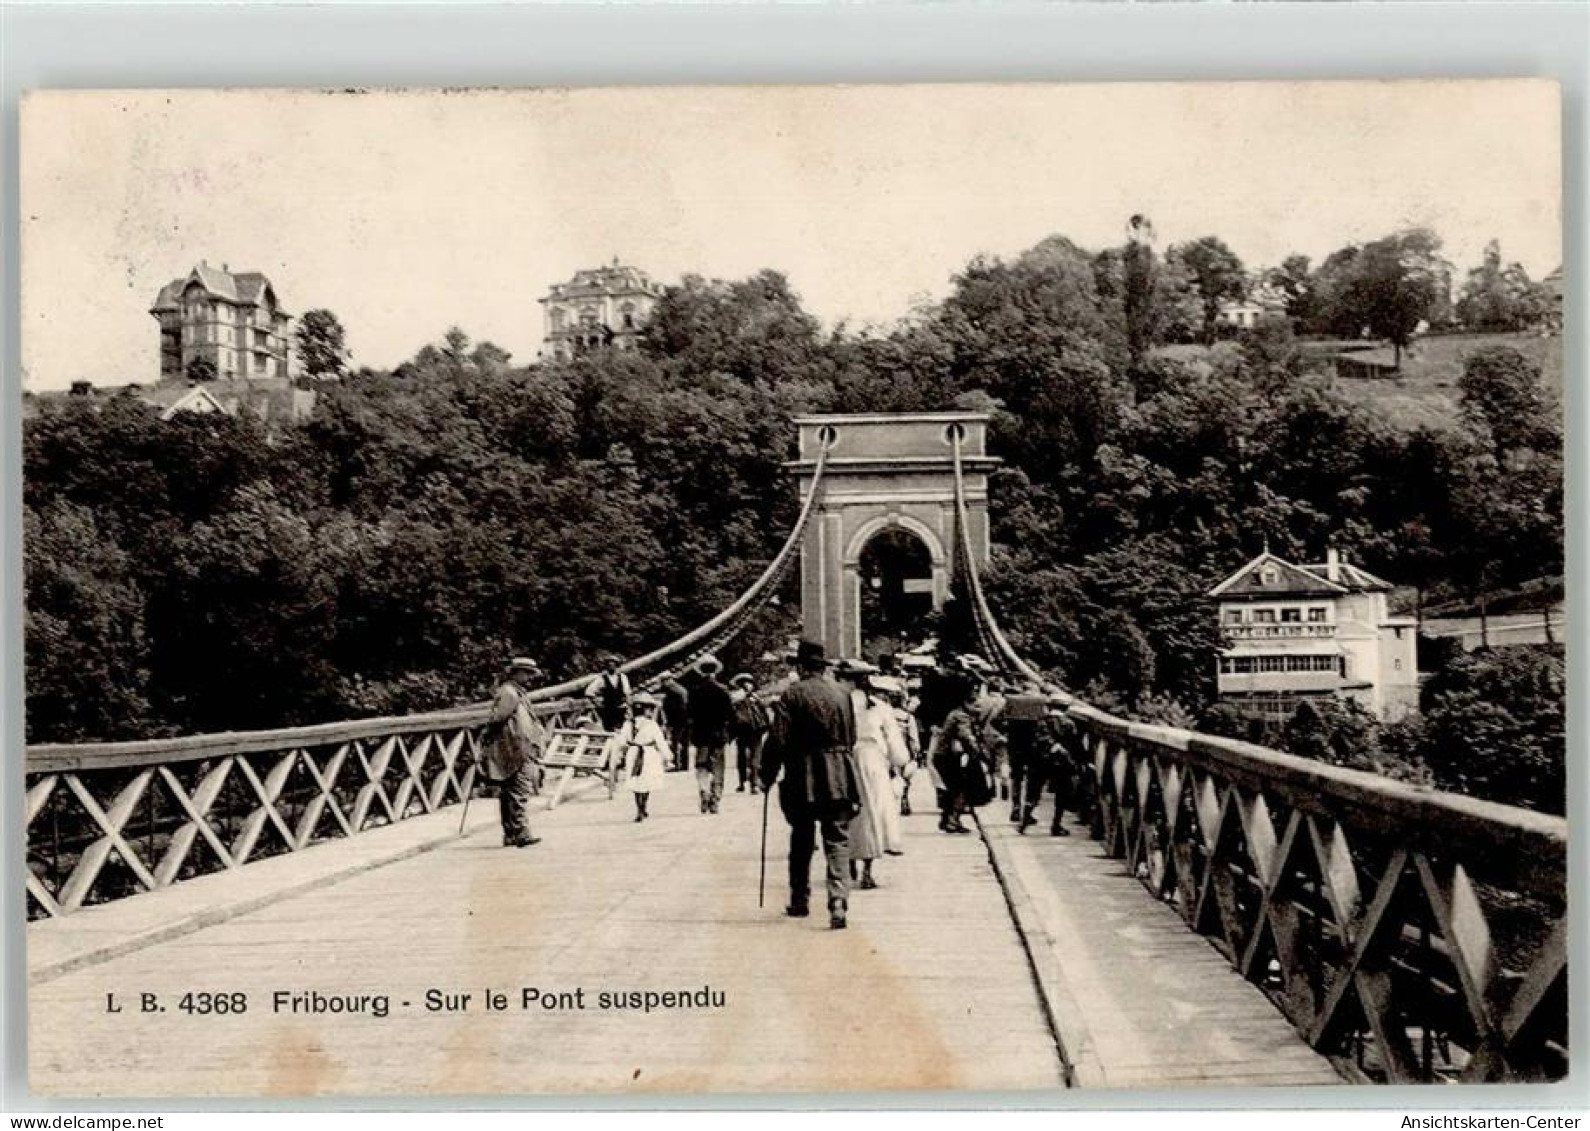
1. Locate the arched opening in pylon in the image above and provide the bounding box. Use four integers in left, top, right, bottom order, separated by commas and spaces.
858, 527, 936, 660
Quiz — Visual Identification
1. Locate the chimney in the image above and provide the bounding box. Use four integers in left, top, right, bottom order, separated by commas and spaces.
1326, 547, 1340, 583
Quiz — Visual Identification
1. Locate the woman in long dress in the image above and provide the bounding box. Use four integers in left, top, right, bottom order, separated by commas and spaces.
840, 665, 911, 889
879, 677, 922, 816
606, 693, 671, 822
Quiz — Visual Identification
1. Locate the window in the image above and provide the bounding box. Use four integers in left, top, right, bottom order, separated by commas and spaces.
1253, 609, 1277, 623
1260, 566, 1279, 585
1308, 607, 1328, 623
1225, 610, 1244, 625
1394, 658, 1403, 671
1280, 656, 1339, 672
1281, 608, 1301, 623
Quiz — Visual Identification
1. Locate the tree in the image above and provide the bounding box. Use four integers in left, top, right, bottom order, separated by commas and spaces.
934, 239, 1125, 480
1168, 236, 1247, 344
24, 501, 153, 741
1455, 240, 1544, 332
184, 354, 217, 383
1309, 244, 1365, 337
1334, 228, 1450, 368
1267, 254, 1317, 329
644, 270, 824, 386
1279, 697, 1381, 770
294, 308, 350, 381
470, 340, 512, 375
1459, 345, 1552, 458
441, 326, 471, 365
1418, 647, 1564, 814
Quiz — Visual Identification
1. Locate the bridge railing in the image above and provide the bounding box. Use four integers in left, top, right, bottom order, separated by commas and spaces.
24, 698, 589, 921
1065, 702, 1567, 1085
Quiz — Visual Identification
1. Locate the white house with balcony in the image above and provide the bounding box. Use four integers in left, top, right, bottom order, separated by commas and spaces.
1209, 547, 1418, 722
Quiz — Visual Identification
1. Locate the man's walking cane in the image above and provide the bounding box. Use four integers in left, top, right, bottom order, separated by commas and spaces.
458, 762, 478, 836
758, 786, 770, 908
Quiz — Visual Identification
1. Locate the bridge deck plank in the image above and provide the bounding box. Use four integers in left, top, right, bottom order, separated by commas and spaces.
28, 769, 1064, 1098
29, 763, 1346, 1097
981, 808, 1344, 1090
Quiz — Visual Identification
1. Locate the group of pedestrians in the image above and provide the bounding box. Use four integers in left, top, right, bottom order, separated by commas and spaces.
594, 654, 777, 820
475, 644, 1088, 933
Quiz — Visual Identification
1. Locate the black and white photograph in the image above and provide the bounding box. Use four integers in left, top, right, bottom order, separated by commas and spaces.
16, 80, 1567, 1098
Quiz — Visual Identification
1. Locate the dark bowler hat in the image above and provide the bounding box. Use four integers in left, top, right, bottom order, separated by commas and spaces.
795, 639, 828, 667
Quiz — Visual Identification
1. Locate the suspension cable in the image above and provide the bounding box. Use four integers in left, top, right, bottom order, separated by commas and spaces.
526, 435, 832, 702
948, 429, 1054, 690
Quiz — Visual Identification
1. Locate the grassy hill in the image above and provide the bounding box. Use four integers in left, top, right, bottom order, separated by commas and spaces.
1158, 331, 1564, 433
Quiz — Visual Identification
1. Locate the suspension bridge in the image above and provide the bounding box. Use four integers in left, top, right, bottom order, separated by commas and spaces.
24, 414, 1567, 1097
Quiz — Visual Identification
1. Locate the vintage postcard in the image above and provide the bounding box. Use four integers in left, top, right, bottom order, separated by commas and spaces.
19, 82, 1565, 1098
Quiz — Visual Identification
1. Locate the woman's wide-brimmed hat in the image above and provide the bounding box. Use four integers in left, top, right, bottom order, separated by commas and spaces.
632, 692, 661, 709
696, 654, 723, 676
730, 672, 755, 688
870, 674, 905, 696
834, 658, 877, 679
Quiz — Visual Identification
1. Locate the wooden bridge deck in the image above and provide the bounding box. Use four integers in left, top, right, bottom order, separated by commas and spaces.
28, 768, 1341, 1098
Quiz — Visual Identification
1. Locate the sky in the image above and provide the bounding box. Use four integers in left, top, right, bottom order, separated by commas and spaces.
20, 81, 1562, 390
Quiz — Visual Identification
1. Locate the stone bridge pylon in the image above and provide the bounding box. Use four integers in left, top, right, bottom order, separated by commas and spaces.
789, 412, 999, 659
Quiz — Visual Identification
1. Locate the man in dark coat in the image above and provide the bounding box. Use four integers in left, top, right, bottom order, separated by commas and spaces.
1001, 689, 1072, 836
661, 677, 691, 771
759, 640, 861, 929
999, 689, 1040, 826
689, 655, 735, 814
481, 656, 546, 847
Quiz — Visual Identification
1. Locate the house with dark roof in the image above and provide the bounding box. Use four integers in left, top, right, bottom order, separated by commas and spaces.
22, 377, 315, 429
1332, 347, 1402, 381
539, 259, 664, 361
150, 262, 292, 382
1209, 547, 1418, 722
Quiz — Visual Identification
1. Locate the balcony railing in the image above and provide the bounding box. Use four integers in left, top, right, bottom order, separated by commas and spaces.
1224, 623, 1337, 639
1064, 702, 1567, 1085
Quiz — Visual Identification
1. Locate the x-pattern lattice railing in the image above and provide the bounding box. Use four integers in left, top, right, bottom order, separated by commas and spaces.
25, 699, 586, 920
1067, 704, 1568, 1084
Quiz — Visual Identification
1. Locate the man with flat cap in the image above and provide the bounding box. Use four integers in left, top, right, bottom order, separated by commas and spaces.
481, 656, 546, 847
759, 640, 861, 930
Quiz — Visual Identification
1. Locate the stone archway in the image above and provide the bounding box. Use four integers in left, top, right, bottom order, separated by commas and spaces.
790, 413, 999, 659
848, 513, 946, 659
